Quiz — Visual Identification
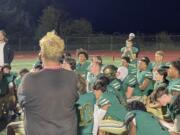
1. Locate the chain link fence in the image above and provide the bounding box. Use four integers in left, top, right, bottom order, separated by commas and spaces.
10, 35, 180, 52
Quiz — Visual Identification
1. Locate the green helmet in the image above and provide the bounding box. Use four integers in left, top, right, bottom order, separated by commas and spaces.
103, 65, 117, 81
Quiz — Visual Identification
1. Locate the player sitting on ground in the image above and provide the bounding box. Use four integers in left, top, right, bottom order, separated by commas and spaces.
125, 100, 170, 135
153, 86, 180, 134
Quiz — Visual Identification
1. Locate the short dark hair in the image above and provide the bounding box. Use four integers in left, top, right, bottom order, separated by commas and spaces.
153, 86, 168, 101
140, 56, 150, 66
34, 64, 43, 70
93, 76, 110, 92
78, 51, 89, 60
121, 56, 130, 63
2, 64, 11, 70
127, 101, 147, 112
64, 57, 76, 70
19, 68, 29, 75
157, 68, 167, 76
64, 52, 71, 58
157, 68, 168, 84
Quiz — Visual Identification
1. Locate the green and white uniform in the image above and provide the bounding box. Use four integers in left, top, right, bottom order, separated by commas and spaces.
107, 79, 126, 105
4, 72, 17, 83
97, 92, 128, 121
33, 59, 42, 68
4, 72, 17, 90
76, 61, 90, 78
107, 79, 121, 94
167, 78, 180, 93
76, 92, 96, 135
167, 95, 180, 132
167, 96, 180, 120
147, 62, 154, 71
128, 59, 138, 76
121, 47, 138, 60
154, 81, 167, 91
134, 70, 154, 96
125, 110, 170, 135
121, 74, 137, 98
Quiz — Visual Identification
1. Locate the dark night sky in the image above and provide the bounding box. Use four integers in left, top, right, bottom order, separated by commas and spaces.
58, 0, 180, 34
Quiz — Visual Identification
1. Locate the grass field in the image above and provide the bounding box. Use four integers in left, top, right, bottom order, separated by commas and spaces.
11, 56, 121, 72
12, 50, 180, 72
11, 59, 37, 72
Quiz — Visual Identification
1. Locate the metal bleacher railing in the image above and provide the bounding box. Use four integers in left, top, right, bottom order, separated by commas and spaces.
10, 34, 180, 52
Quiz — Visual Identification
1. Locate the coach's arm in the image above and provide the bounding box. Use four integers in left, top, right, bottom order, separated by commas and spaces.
17, 73, 33, 108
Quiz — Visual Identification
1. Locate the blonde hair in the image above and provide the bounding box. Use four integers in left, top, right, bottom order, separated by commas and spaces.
39, 32, 65, 62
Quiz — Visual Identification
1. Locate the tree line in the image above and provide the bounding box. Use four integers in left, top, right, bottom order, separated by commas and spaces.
0, 0, 93, 47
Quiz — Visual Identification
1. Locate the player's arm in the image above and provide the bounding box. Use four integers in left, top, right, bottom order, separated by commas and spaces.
126, 76, 137, 98
17, 74, 32, 108
121, 47, 128, 56
93, 100, 111, 135
170, 132, 180, 135
126, 87, 134, 99
159, 119, 174, 130
160, 120, 180, 135
139, 78, 149, 90
129, 120, 137, 135
170, 115, 180, 135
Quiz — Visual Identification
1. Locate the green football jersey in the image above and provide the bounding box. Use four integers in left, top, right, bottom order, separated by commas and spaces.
121, 74, 137, 97
154, 81, 167, 91
15, 76, 22, 88
167, 95, 180, 121
76, 92, 96, 134
125, 110, 170, 135
97, 92, 128, 121
76, 61, 90, 78
107, 79, 126, 105
128, 59, 138, 76
167, 78, 180, 93
33, 59, 42, 68
4, 72, 17, 83
134, 70, 154, 96
107, 79, 121, 93
147, 62, 154, 71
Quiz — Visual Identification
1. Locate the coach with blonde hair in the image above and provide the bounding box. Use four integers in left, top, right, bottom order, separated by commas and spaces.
18, 31, 79, 135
